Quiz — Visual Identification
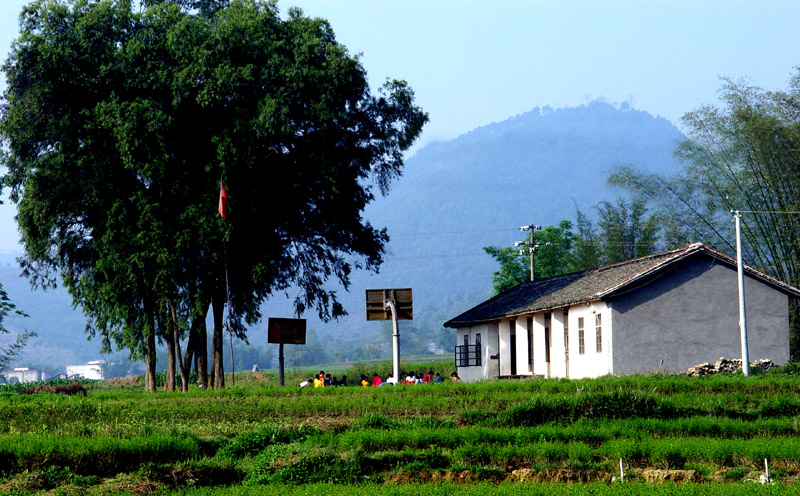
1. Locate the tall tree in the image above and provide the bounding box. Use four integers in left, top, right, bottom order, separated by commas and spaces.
576, 197, 662, 266
1, 0, 427, 391
611, 73, 800, 357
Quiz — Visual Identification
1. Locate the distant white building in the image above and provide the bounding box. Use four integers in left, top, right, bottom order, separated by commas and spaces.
66, 360, 105, 380
0, 367, 48, 384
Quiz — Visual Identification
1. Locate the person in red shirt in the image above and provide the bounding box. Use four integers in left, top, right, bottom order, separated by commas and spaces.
371, 374, 382, 387
422, 371, 432, 384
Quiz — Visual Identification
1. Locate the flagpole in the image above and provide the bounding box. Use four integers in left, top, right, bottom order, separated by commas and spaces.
225, 241, 234, 387
219, 179, 234, 387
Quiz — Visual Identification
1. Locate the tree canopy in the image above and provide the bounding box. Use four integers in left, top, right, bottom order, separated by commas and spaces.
0, 0, 427, 390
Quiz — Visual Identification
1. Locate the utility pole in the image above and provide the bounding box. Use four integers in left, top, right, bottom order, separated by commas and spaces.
733, 211, 750, 377
515, 225, 550, 282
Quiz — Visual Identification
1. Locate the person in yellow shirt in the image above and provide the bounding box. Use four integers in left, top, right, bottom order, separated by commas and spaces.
314, 371, 325, 388
360, 374, 369, 387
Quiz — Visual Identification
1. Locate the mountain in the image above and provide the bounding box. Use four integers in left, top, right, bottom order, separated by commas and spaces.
1, 101, 685, 370
361, 101, 683, 306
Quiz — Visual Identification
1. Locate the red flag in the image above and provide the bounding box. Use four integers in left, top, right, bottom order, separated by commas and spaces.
218, 180, 228, 220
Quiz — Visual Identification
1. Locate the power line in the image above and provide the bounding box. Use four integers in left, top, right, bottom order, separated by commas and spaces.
388, 228, 518, 237
736, 210, 800, 214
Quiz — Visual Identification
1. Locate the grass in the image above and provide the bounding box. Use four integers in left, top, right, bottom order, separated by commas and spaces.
2, 365, 800, 494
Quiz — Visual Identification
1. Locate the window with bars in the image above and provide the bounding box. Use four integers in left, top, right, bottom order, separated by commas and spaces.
595, 313, 602, 352
455, 343, 481, 367
578, 317, 585, 355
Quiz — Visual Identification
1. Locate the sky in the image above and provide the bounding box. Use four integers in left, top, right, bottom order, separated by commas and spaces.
0, 0, 799, 252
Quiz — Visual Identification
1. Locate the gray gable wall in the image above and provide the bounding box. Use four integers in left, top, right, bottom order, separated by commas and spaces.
611, 256, 789, 374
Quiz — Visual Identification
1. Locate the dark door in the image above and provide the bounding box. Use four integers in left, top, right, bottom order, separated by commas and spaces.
509, 320, 517, 375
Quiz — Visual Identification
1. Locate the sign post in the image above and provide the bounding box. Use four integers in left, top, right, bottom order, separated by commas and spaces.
267, 318, 307, 386
366, 288, 412, 383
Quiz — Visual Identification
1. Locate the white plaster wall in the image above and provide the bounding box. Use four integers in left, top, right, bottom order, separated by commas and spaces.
515, 318, 532, 375
532, 313, 548, 376
550, 310, 567, 378
498, 319, 512, 376
565, 302, 612, 379
455, 323, 497, 383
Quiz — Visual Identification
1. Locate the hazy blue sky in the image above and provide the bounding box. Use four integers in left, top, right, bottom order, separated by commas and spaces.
1, 0, 799, 251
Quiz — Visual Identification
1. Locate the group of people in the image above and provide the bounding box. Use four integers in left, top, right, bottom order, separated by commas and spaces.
301, 369, 462, 388
299, 371, 348, 388
356, 370, 462, 386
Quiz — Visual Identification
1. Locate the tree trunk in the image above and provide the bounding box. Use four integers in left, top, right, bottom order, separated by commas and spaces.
164, 308, 176, 392
211, 291, 225, 389
144, 311, 157, 393
171, 300, 190, 392
182, 320, 195, 391
196, 318, 208, 387
790, 298, 800, 362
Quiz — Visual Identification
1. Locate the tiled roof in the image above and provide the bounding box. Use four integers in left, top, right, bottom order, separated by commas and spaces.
443, 243, 800, 328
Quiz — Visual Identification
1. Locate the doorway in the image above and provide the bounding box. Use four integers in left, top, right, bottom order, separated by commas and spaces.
509, 319, 517, 375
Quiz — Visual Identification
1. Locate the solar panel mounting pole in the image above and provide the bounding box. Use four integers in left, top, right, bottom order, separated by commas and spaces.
385, 299, 401, 383
734, 211, 750, 377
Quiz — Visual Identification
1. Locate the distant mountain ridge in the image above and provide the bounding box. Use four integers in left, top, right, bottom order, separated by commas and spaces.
2, 102, 686, 368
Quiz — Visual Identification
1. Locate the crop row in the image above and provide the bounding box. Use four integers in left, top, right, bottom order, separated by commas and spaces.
168, 482, 800, 496
4, 381, 800, 438
4, 423, 799, 480
333, 417, 800, 450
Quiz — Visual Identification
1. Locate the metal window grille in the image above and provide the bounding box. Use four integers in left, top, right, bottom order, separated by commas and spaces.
454, 344, 481, 367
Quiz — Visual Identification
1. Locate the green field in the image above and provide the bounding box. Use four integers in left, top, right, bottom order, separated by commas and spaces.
2, 363, 800, 495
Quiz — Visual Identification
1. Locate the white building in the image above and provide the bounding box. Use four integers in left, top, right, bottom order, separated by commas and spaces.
66, 360, 105, 380
445, 244, 798, 382
0, 367, 47, 383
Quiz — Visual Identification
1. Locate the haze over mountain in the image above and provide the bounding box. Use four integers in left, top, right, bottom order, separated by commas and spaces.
1, 101, 685, 370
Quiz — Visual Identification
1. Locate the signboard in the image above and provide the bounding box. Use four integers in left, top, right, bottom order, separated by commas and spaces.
365, 288, 413, 321
267, 318, 307, 344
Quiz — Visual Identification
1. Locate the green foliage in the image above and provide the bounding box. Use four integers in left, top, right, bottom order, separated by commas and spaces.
484, 220, 580, 294
575, 197, 662, 266
0, 285, 31, 371
0, 0, 427, 391
483, 209, 661, 295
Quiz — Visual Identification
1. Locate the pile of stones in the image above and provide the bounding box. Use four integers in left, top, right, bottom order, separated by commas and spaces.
686, 357, 775, 377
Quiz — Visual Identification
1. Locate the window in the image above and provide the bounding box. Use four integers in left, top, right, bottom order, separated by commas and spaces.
563, 308, 569, 350
455, 332, 481, 367
455, 342, 481, 367
595, 313, 602, 352
578, 317, 585, 355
